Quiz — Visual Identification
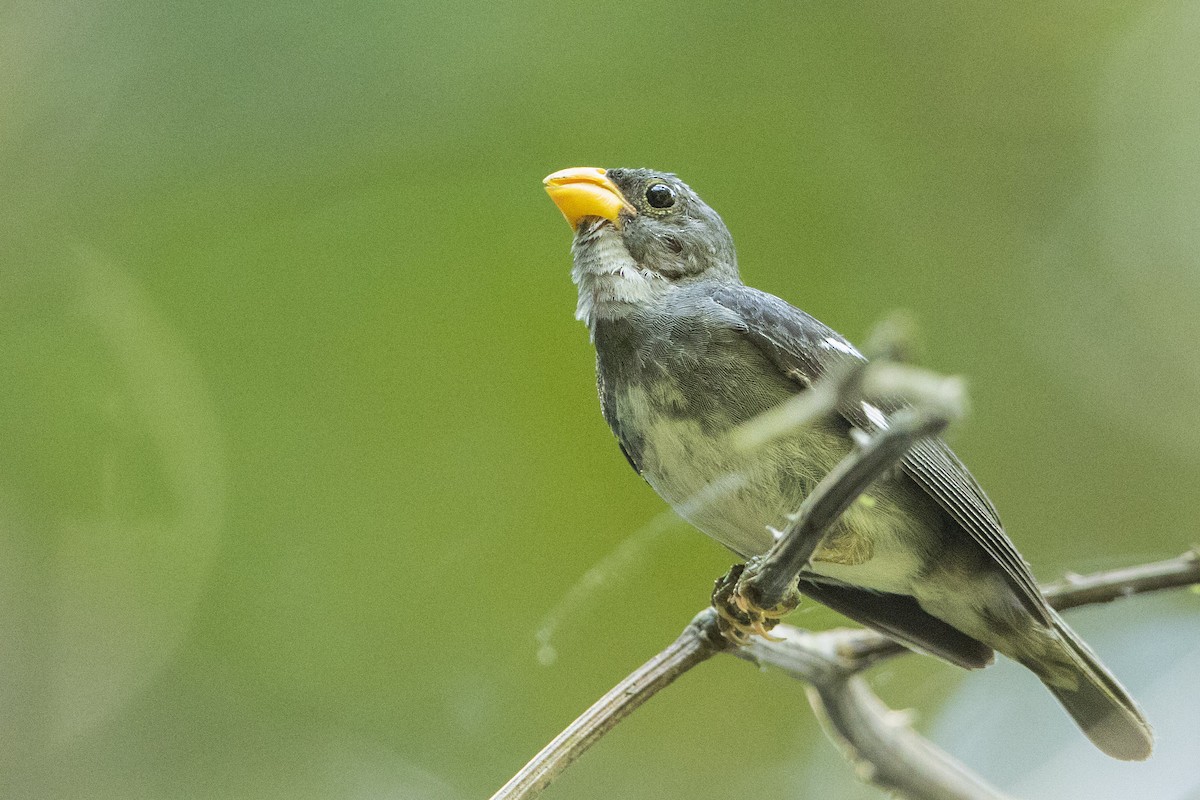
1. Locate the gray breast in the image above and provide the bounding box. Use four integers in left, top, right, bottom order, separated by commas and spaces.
593, 302, 850, 557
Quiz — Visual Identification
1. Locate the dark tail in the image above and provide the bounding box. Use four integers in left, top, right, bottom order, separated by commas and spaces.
1036, 613, 1153, 761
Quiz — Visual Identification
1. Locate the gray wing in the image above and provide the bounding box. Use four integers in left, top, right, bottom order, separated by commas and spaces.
711, 284, 1051, 624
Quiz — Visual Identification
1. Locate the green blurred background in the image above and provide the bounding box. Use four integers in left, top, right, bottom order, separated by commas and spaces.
3, 1, 1199, 798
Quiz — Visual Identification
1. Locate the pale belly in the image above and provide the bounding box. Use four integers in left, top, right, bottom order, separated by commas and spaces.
619, 385, 928, 596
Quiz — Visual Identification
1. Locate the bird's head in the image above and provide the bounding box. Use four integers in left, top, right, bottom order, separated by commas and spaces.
544, 167, 739, 286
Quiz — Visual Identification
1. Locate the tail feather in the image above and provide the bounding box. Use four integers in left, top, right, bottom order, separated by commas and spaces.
1037, 614, 1153, 761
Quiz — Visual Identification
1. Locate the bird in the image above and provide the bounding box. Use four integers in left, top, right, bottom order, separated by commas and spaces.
542, 166, 1153, 761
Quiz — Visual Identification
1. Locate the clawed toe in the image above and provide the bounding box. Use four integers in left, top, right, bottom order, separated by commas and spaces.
712, 563, 799, 645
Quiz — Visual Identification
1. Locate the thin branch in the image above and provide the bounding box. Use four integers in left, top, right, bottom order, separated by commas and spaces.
733, 624, 1014, 800
496, 331, 1197, 799
823, 549, 1200, 672
1044, 549, 1200, 611
728, 360, 966, 635
807, 675, 1015, 800
491, 611, 730, 800
745, 404, 959, 610
494, 555, 1200, 800
737, 550, 1200, 799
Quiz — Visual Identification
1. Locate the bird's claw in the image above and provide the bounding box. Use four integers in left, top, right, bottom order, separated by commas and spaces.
712, 563, 800, 646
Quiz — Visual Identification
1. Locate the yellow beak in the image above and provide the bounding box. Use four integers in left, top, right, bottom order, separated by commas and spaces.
543, 167, 637, 230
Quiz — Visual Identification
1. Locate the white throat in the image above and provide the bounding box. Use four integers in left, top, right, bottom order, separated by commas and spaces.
571, 223, 669, 333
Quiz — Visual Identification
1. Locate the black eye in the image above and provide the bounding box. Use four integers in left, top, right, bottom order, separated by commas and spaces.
645, 183, 675, 209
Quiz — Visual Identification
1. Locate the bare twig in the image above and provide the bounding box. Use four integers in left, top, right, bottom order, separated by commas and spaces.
733, 550, 1200, 799
497, 336, 1198, 799
732, 360, 864, 453
745, 403, 960, 610
807, 674, 1015, 800
732, 621, 1017, 800
726, 360, 965, 638
1044, 549, 1200, 611
491, 612, 730, 800
827, 549, 1200, 672
498, 555, 1199, 800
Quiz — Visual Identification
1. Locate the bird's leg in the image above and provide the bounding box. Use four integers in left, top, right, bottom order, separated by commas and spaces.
712, 560, 802, 645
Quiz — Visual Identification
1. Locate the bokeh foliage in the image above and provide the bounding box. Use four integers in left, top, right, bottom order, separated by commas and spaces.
2, 1, 1198, 797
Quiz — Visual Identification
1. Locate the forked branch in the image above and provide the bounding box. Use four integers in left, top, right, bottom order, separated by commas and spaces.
492, 345, 1198, 800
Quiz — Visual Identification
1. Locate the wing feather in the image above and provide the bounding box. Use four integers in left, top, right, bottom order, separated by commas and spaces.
711, 284, 1050, 622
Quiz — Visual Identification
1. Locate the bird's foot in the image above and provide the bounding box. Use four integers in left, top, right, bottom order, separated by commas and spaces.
711, 562, 801, 646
